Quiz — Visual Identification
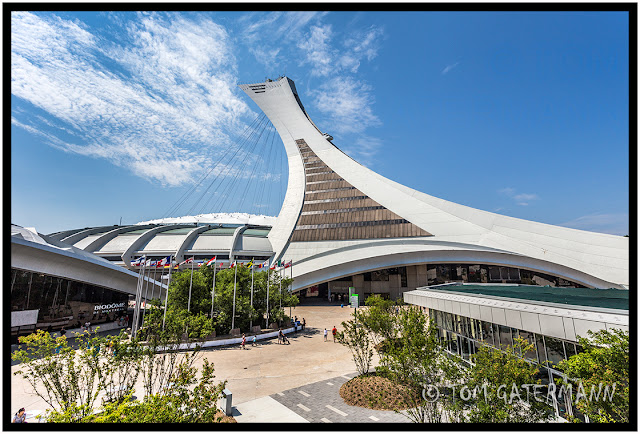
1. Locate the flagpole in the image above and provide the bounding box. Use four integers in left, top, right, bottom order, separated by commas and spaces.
266, 265, 270, 328
162, 256, 172, 331
210, 258, 217, 319
131, 261, 141, 337
279, 265, 282, 310
249, 258, 254, 330
132, 259, 146, 338
141, 262, 153, 328
232, 261, 237, 330
187, 257, 194, 313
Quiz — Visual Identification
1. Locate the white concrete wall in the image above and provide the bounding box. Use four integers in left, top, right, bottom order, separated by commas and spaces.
404, 289, 628, 342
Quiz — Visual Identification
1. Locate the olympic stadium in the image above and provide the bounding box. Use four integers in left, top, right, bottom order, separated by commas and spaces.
11, 76, 629, 341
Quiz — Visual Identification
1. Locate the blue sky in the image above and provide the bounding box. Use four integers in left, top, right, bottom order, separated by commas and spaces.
11, 11, 630, 235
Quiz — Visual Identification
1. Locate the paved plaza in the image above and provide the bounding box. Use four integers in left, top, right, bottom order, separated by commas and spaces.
11, 300, 411, 423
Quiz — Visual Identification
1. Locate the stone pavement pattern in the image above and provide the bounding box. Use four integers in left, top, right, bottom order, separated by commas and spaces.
269, 372, 409, 423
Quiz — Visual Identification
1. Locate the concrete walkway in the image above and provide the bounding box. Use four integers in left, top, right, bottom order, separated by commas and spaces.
233, 396, 309, 423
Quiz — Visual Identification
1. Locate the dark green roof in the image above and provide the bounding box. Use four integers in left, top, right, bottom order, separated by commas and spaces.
427, 284, 629, 311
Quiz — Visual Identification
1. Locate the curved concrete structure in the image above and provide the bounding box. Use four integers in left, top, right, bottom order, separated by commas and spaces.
239, 76, 628, 290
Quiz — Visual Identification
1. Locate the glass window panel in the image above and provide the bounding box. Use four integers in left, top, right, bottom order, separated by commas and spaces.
565, 342, 577, 358
518, 330, 538, 362
544, 336, 566, 368
460, 336, 470, 360
535, 334, 547, 366
499, 325, 512, 349
481, 321, 494, 346
511, 328, 521, 356
449, 333, 458, 354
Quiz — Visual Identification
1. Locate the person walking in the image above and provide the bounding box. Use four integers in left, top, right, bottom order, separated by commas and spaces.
12, 408, 27, 423
332, 326, 337, 342
323, 328, 328, 342
241, 333, 246, 350
252, 335, 257, 347
302, 318, 306, 330
278, 328, 283, 344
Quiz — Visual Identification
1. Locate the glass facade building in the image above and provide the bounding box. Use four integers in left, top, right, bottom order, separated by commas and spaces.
10, 267, 130, 343
428, 306, 586, 420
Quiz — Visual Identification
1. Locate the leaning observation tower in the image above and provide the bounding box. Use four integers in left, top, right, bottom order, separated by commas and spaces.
238, 76, 628, 293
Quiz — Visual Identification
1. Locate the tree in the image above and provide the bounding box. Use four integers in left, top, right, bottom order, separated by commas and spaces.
45, 360, 228, 423
171, 266, 296, 334
455, 338, 554, 423
557, 328, 629, 423
336, 316, 374, 376
12, 330, 105, 420
375, 306, 456, 423
12, 308, 227, 423
358, 296, 400, 358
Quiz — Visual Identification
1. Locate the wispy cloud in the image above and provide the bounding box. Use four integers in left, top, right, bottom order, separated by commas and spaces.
441, 61, 460, 75
11, 12, 252, 186
498, 187, 539, 206
311, 76, 381, 134
558, 213, 629, 236
298, 23, 384, 76
341, 135, 384, 167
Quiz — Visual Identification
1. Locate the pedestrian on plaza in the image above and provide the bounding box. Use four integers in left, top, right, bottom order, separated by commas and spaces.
302, 318, 306, 330
324, 328, 328, 342
252, 335, 257, 347
278, 328, 283, 344
332, 326, 337, 342
241, 333, 246, 350
12, 408, 27, 423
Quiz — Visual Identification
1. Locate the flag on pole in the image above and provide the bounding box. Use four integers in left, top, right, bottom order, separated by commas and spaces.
131, 256, 145, 266
178, 257, 193, 266
160, 256, 171, 268
246, 260, 254, 269
230, 261, 237, 269
269, 262, 276, 270
206, 256, 217, 267
277, 260, 283, 267
260, 259, 269, 269
284, 260, 292, 269
197, 260, 205, 267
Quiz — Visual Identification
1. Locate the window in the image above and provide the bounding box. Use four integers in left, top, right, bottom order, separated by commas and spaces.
481, 321, 494, 346
544, 336, 566, 368
460, 336, 470, 360
518, 330, 538, 362
535, 334, 547, 366
498, 325, 512, 349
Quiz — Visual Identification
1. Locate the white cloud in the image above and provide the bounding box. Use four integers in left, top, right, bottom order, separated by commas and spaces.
498, 187, 539, 206
558, 213, 629, 236
298, 23, 384, 76
341, 135, 384, 167
11, 12, 253, 186
297, 25, 334, 77
441, 61, 460, 75
311, 76, 380, 134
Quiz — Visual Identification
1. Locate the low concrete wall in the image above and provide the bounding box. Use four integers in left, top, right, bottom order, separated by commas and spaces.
158, 326, 298, 352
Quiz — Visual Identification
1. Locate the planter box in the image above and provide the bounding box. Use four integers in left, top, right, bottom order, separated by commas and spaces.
230, 328, 241, 337
251, 325, 261, 334
269, 323, 279, 330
